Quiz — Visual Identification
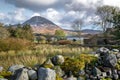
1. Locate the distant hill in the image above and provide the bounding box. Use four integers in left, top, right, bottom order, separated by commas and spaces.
64, 29, 102, 35
22, 16, 62, 34
81, 29, 102, 34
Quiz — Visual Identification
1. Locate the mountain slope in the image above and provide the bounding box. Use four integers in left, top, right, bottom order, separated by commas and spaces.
23, 16, 62, 34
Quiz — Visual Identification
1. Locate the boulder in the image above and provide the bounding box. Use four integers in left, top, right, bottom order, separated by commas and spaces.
65, 76, 77, 80
15, 68, 29, 80
77, 76, 84, 80
8, 65, 24, 74
117, 70, 120, 78
0, 67, 3, 72
101, 72, 107, 77
51, 55, 64, 65
28, 69, 37, 80
98, 47, 110, 60
113, 74, 119, 80
116, 53, 120, 59
98, 47, 110, 54
54, 66, 64, 77
0, 78, 8, 80
91, 67, 101, 77
112, 49, 119, 54
38, 67, 56, 80
78, 70, 85, 76
103, 54, 117, 67
43, 59, 54, 68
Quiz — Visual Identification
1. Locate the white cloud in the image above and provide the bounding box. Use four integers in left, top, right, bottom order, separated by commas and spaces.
14, 8, 26, 21
31, 13, 41, 17
0, 8, 26, 24
2, 0, 120, 29
45, 8, 62, 22
28, 0, 57, 6
103, 0, 120, 7
0, 13, 6, 20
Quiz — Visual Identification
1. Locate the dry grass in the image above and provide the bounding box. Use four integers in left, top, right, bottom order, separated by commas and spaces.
0, 44, 93, 70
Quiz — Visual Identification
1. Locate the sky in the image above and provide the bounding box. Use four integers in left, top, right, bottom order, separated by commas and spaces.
0, 0, 120, 30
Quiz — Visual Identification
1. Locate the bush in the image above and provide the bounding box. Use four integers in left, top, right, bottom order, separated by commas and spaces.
56, 74, 63, 80
78, 54, 98, 65
61, 54, 98, 77
0, 71, 12, 77
61, 57, 85, 77
0, 38, 32, 52
115, 60, 120, 70
58, 40, 72, 45
101, 78, 112, 80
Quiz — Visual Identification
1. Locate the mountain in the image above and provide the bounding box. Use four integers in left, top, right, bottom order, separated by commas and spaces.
64, 29, 102, 35
23, 16, 62, 34
81, 29, 102, 34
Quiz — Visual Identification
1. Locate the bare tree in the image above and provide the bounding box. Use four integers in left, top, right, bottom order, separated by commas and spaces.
71, 19, 84, 38
95, 5, 119, 34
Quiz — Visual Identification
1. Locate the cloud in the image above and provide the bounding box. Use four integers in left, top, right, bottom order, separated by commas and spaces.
4, 0, 68, 11
3, 0, 120, 29
31, 13, 41, 17
103, 0, 120, 7
4, 0, 103, 12
28, 0, 57, 6
0, 8, 26, 24
45, 8, 63, 22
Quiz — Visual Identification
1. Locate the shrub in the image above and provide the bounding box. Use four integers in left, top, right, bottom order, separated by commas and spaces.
78, 53, 98, 65
115, 60, 120, 70
61, 57, 85, 77
61, 54, 98, 77
56, 74, 63, 80
58, 40, 72, 45
0, 75, 4, 78
0, 71, 12, 77
101, 78, 112, 80
0, 26, 10, 39
0, 38, 32, 52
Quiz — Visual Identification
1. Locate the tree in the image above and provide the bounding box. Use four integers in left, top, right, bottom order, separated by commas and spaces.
22, 24, 34, 41
0, 23, 10, 39
9, 24, 34, 41
110, 12, 120, 39
71, 19, 83, 38
55, 30, 66, 40
95, 5, 119, 35
45, 34, 52, 43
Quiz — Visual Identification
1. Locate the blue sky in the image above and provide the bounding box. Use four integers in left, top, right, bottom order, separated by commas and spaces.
0, 0, 120, 30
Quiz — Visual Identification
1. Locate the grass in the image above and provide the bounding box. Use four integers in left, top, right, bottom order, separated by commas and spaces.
0, 44, 93, 70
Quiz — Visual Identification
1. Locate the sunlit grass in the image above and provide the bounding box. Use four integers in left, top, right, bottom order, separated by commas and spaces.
0, 44, 93, 70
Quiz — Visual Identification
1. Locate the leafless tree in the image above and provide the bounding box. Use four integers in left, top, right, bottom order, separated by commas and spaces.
95, 5, 119, 34
71, 19, 84, 38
